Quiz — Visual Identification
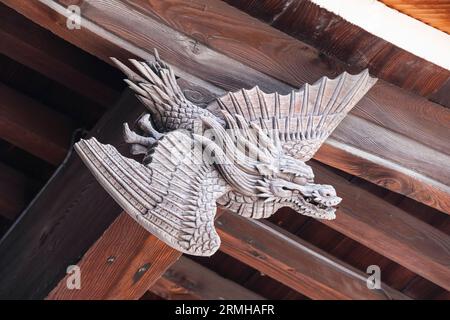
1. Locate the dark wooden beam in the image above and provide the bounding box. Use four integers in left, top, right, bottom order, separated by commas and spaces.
0, 162, 33, 220
311, 161, 450, 292
4, 0, 449, 214
47, 212, 182, 300
430, 78, 450, 108
0, 92, 143, 299
0, 84, 75, 165
150, 256, 265, 300
0, 3, 118, 108
217, 213, 408, 300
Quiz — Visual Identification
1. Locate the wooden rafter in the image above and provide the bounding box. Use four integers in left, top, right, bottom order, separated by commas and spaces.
0, 4, 119, 108
47, 213, 182, 300
134, 0, 450, 215
0, 162, 33, 220
150, 257, 265, 300
311, 161, 450, 291
0, 92, 143, 299
217, 213, 408, 300
48, 211, 406, 300
0, 84, 74, 165
3, 0, 450, 215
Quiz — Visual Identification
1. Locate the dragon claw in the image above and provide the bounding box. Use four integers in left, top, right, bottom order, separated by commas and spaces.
123, 122, 157, 155
138, 114, 164, 140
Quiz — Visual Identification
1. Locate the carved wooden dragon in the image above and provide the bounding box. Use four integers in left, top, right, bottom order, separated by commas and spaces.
75, 51, 377, 256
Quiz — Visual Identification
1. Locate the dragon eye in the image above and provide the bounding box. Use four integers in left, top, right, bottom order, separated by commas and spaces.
292, 176, 307, 185
319, 188, 335, 197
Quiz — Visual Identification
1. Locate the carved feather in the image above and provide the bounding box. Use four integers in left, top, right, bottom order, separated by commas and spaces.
74, 131, 229, 256
111, 52, 220, 132
209, 70, 377, 161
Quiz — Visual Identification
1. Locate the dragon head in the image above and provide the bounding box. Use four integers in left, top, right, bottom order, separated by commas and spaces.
253, 154, 340, 220
196, 113, 341, 220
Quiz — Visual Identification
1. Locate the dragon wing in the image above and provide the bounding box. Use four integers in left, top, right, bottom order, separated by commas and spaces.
111, 51, 219, 132
208, 70, 377, 161
74, 131, 229, 256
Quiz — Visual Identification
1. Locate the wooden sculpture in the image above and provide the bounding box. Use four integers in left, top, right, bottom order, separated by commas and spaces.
75, 52, 377, 256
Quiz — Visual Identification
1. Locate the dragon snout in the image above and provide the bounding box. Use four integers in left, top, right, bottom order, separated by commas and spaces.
311, 185, 341, 207
318, 196, 342, 207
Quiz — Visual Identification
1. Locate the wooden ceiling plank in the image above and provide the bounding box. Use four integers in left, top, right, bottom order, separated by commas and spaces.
217, 213, 408, 300
0, 84, 75, 165
0, 4, 119, 108
3, 0, 449, 215
47, 212, 182, 300
150, 256, 265, 300
380, 0, 450, 33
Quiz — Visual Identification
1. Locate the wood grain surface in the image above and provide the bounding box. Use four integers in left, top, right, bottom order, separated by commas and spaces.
217, 213, 408, 300
150, 256, 265, 300
224, 0, 450, 105
0, 92, 143, 299
0, 84, 75, 165
380, 0, 450, 34
47, 212, 182, 300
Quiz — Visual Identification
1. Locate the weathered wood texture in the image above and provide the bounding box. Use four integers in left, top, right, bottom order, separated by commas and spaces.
0, 84, 75, 165
0, 52, 105, 128
4, 0, 450, 215
380, 0, 450, 34
150, 256, 265, 300
224, 0, 450, 104
217, 213, 408, 300
285, 176, 450, 298
48, 209, 405, 300
0, 92, 143, 299
0, 162, 34, 220
47, 212, 182, 300
0, 4, 119, 108
311, 161, 450, 291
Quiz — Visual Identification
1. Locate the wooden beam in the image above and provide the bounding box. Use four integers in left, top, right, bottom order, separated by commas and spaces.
0, 84, 75, 165
217, 213, 408, 300
150, 256, 265, 300
430, 78, 450, 108
311, 161, 450, 292
0, 162, 32, 220
223, 0, 450, 105
0, 78, 216, 299
4, 0, 450, 214
135, 0, 450, 214
47, 209, 406, 300
0, 3, 118, 108
0, 92, 143, 299
47, 212, 182, 300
